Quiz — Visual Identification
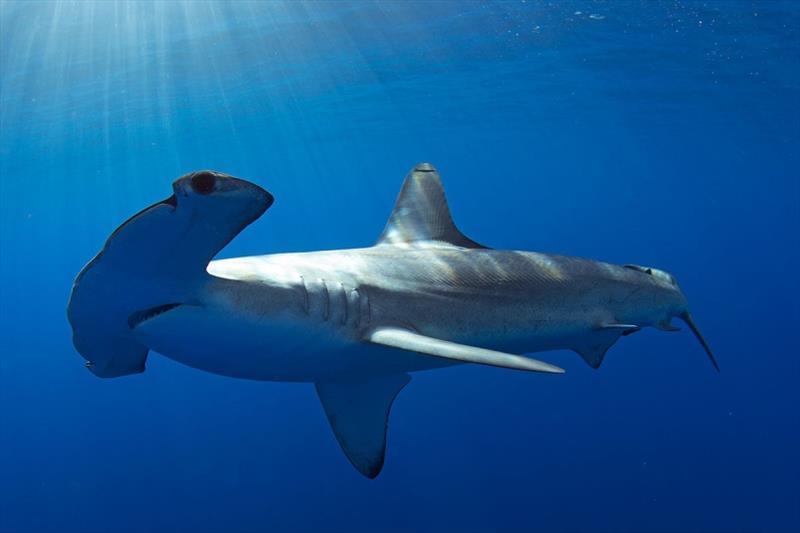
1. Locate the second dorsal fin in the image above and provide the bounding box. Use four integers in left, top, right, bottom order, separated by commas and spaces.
376, 163, 485, 248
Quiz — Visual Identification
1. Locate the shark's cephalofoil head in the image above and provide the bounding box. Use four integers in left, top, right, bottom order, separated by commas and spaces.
171, 170, 274, 221
622, 264, 718, 372
68, 170, 274, 378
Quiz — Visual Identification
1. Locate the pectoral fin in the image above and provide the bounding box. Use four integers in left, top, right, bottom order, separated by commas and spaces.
316, 374, 411, 479
368, 328, 564, 374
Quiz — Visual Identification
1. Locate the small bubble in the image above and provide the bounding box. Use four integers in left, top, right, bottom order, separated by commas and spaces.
574, 10, 582, 15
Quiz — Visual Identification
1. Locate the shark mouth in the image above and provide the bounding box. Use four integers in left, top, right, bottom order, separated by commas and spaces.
128, 303, 183, 329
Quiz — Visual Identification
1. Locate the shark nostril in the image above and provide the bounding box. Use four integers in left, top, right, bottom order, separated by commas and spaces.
191, 172, 216, 195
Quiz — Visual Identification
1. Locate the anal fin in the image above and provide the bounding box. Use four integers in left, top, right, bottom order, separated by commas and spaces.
574, 323, 640, 369
316, 374, 410, 479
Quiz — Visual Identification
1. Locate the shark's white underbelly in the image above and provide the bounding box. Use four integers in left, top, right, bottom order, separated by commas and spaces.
131, 302, 599, 383
132, 304, 458, 382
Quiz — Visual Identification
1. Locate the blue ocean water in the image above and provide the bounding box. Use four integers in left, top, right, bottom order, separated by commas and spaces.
1, 1, 798, 532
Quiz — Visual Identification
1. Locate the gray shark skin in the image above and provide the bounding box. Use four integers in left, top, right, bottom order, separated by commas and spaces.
67, 163, 716, 478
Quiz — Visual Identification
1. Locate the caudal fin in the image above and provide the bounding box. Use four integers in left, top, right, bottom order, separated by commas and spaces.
679, 312, 719, 372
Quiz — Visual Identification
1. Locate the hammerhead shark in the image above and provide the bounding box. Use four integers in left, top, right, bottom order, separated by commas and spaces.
67, 163, 716, 478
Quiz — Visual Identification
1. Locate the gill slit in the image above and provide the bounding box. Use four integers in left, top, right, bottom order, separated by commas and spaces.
338, 282, 348, 325
320, 278, 330, 321
299, 274, 310, 315
365, 289, 372, 326
350, 288, 360, 328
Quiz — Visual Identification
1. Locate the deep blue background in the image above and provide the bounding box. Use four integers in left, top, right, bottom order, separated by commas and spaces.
1, 2, 798, 532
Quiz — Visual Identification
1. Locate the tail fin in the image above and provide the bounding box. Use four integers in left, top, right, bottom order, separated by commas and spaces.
679, 312, 719, 372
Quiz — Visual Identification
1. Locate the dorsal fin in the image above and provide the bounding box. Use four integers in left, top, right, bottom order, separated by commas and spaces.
376, 163, 485, 248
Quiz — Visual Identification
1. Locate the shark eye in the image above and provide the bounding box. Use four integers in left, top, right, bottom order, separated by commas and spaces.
191, 172, 216, 195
